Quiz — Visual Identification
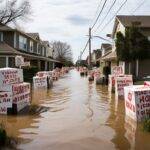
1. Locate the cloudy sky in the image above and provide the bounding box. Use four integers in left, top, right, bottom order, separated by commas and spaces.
22, 0, 150, 62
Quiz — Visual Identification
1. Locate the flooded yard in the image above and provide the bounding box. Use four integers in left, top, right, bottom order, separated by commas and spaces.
0, 69, 150, 150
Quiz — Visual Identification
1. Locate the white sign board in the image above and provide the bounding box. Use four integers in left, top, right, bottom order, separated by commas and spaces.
0, 68, 23, 91
124, 85, 150, 121
33, 76, 47, 89
115, 76, 133, 99
112, 66, 124, 76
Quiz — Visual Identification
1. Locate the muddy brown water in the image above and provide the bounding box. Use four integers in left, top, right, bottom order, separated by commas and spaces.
0, 69, 150, 150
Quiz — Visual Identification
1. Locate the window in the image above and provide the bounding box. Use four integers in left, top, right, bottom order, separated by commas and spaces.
8, 57, 15, 68
30, 41, 34, 52
0, 57, 6, 68
37, 43, 41, 54
0, 32, 3, 42
19, 35, 27, 50
42, 47, 46, 56
148, 36, 150, 41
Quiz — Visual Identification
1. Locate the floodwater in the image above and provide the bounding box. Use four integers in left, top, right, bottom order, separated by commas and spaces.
1, 69, 150, 150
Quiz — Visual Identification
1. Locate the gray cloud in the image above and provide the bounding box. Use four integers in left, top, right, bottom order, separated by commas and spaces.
67, 15, 90, 26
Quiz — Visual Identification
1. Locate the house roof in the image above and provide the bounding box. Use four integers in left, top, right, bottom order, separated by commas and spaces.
101, 50, 117, 61
0, 24, 45, 44
0, 42, 60, 63
101, 43, 112, 51
112, 15, 150, 38
0, 42, 22, 55
26, 33, 40, 40
117, 15, 150, 27
42, 41, 50, 46
0, 24, 13, 31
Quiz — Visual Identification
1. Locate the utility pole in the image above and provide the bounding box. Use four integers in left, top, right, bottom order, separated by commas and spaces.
89, 27, 92, 70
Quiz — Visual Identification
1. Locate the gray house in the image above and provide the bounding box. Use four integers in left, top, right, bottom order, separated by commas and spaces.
0, 24, 60, 70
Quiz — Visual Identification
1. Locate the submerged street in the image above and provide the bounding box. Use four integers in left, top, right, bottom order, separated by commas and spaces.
1, 69, 150, 150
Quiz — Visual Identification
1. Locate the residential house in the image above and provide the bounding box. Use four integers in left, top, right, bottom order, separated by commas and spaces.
112, 15, 150, 78
98, 43, 114, 74
91, 49, 102, 67
0, 24, 60, 70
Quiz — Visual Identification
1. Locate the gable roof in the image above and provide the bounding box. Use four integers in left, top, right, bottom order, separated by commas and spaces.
117, 15, 150, 27
101, 43, 112, 51
26, 33, 40, 40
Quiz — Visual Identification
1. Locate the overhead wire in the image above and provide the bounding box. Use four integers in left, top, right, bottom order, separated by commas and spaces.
90, 0, 103, 26
91, 0, 108, 30
131, 0, 146, 15
94, 0, 117, 33
98, 0, 128, 33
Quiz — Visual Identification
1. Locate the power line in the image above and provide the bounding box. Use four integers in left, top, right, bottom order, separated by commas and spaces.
99, 0, 128, 33
80, 39, 89, 57
90, 0, 103, 26
94, 0, 117, 33
91, 0, 108, 30
131, 0, 146, 15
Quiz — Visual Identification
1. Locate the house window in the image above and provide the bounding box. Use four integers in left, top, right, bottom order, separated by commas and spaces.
30, 41, 34, 52
37, 43, 41, 54
0, 57, 6, 68
148, 36, 150, 41
0, 32, 3, 42
19, 35, 27, 50
42, 47, 46, 56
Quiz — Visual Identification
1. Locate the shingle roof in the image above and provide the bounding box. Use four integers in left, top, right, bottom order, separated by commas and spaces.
0, 42, 22, 54
0, 24, 14, 31
26, 33, 40, 40
117, 15, 150, 27
101, 50, 117, 61
42, 41, 49, 46
101, 43, 112, 51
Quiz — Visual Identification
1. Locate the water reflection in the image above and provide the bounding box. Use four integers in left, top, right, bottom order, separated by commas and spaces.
0, 70, 150, 150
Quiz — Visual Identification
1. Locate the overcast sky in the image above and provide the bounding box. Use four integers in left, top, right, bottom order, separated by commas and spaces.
23, 0, 150, 62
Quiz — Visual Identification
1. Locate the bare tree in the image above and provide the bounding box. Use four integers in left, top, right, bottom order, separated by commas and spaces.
0, 0, 31, 25
51, 41, 73, 64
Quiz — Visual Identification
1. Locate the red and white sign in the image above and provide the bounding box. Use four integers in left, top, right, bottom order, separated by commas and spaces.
144, 81, 150, 86
36, 71, 50, 78
112, 66, 124, 76
12, 83, 31, 112
0, 68, 23, 91
115, 76, 133, 99
0, 92, 12, 114
108, 75, 116, 92
124, 85, 150, 121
